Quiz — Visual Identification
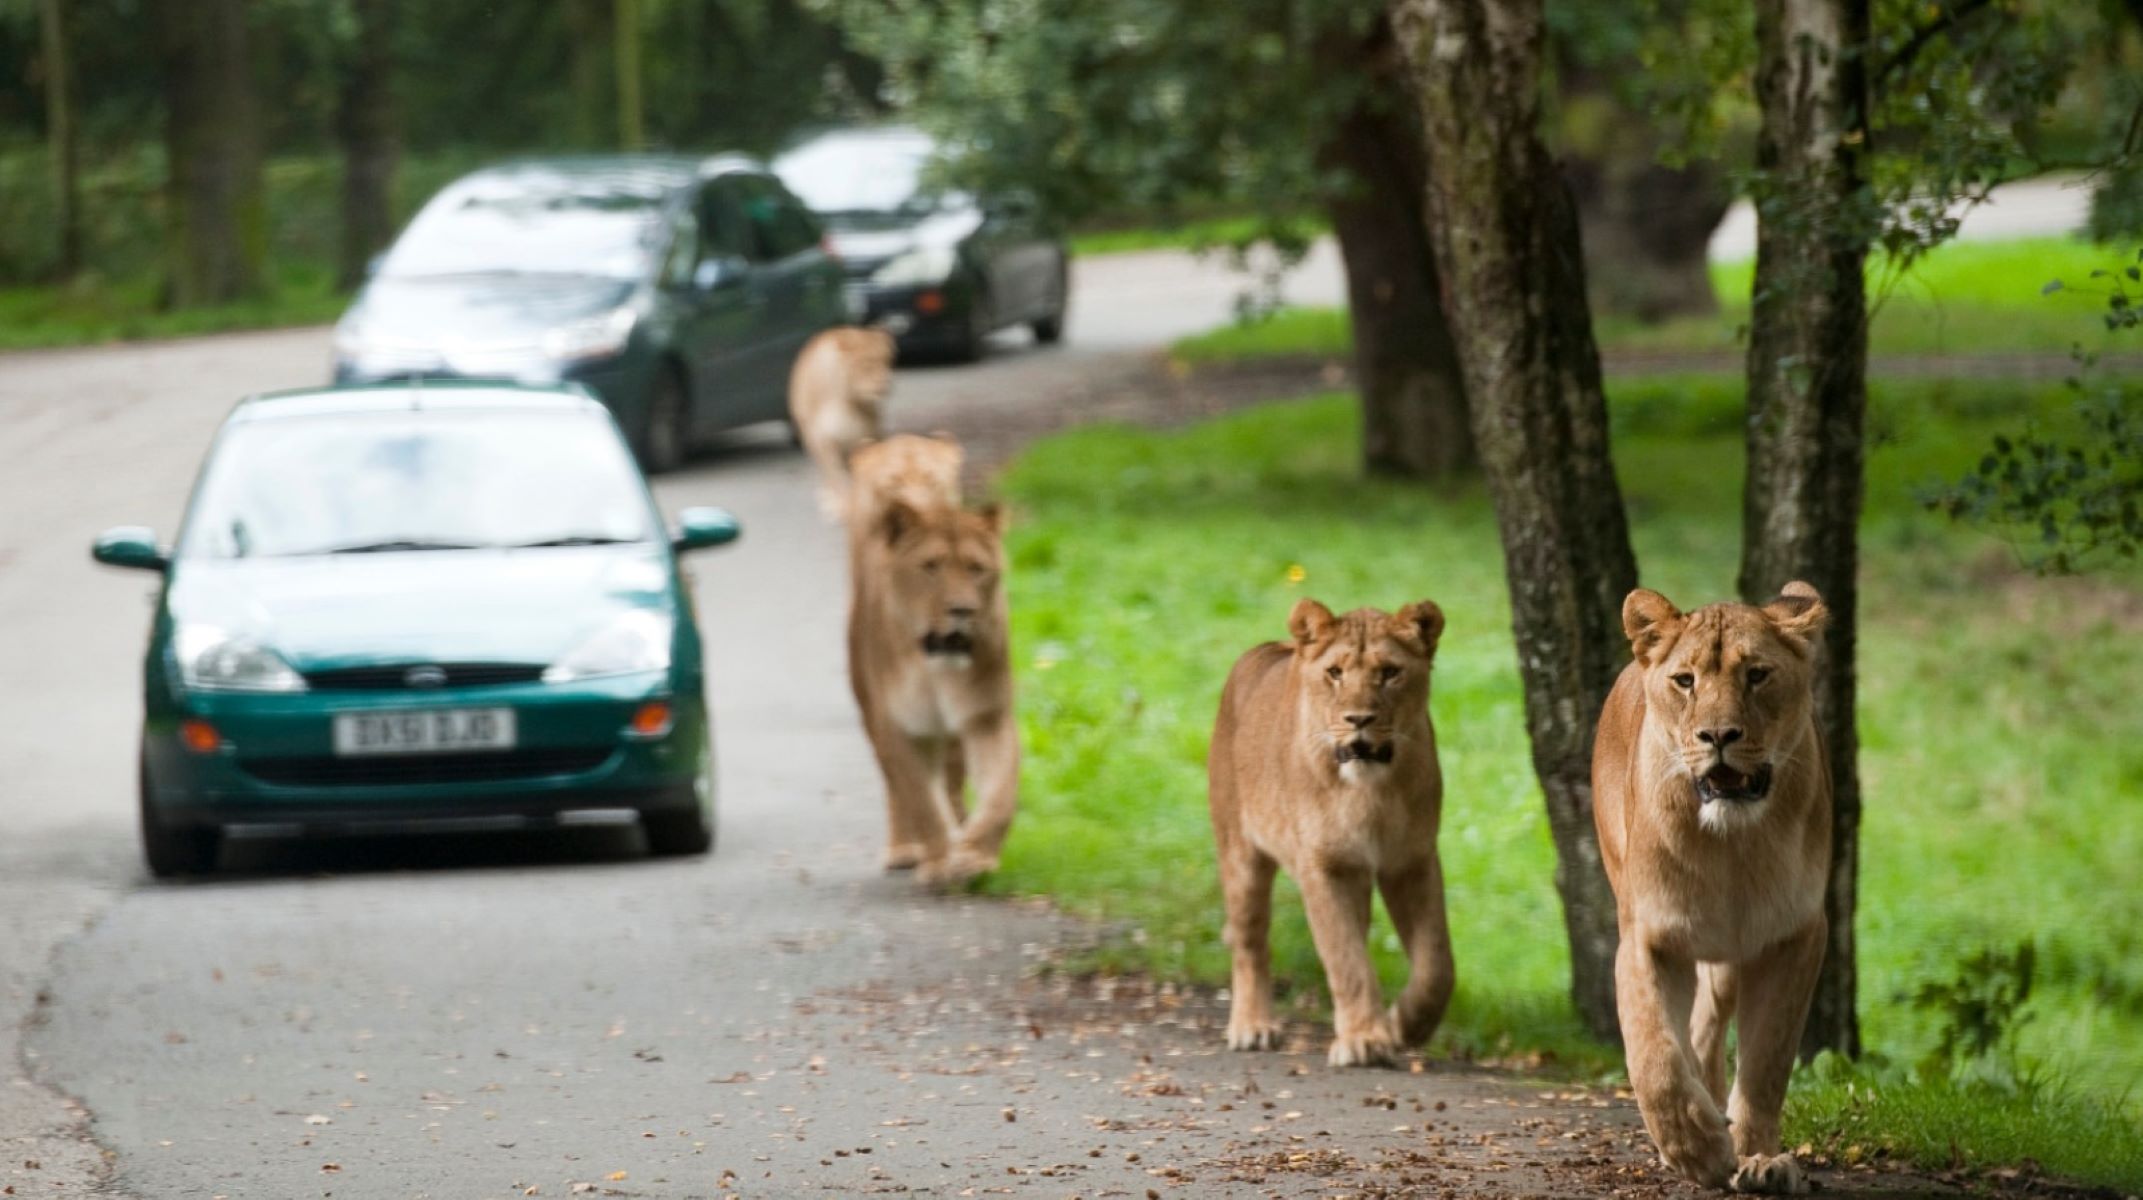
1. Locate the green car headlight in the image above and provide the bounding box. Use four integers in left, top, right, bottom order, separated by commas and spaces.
175, 626, 308, 693
544, 611, 672, 683
870, 246, 958, 288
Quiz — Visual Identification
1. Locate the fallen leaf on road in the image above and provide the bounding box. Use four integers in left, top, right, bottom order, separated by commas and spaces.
320, 1163, 341, 1173
304, 1114, 331, 1126
606, 1171, 627, 1181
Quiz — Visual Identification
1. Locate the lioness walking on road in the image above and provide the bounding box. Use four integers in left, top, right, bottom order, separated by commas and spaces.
1592, 582, 1833, 1194
847, 490, 1018, 885
1207, 598, 1456, 1068
789, 326, 897, 518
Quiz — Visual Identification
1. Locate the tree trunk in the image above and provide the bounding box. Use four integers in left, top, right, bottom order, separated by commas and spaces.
566, 0, 609, 149
335, 0, 398, 292
1740, 0, 1871, 1062
1391, 0, 1637, 1040
614, 0, 645, 150
1316, 24, 1474, 479
39, 0, 82, 279
157, 0, 266, 307
1554, 61, 1732, 323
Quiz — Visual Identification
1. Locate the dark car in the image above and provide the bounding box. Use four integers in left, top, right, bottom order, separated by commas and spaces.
774, 127, 1069, 361
332, 156, 846, 471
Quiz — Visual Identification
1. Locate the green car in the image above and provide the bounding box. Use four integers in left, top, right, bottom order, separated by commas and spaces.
92, 382, 740, 877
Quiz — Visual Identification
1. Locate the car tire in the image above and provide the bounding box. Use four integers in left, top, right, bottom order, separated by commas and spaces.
140, 756, 219, 878
951, 288, 990, 364
643, 803, 714, 857
638, 366, 691, 475
1031, 260, 1069, 344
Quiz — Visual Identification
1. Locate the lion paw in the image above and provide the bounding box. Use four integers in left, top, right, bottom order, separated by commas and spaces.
883, 842, 926, 871
1326, 1025, 1401, 1069
1653, 1103, 1736, 1188
1730, 1153, 1808, 1195
1226, 1019, 1284, 1052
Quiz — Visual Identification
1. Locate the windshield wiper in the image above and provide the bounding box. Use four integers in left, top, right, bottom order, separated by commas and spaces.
325, 539, 486, 554
511, 535, 639, 548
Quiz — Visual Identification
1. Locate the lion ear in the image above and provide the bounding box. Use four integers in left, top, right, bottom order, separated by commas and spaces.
880, 499, 921, 545
1395, 599, 1445, 655
1763, 580, 1829, 646
1288, 598, 1336, 646
1622, 588, 1682, 664
974, 501, 1007, 536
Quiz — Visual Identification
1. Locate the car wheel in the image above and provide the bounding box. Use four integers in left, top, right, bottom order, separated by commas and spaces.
951, 289, 990, 364
638, 367, 690, 475
643, 804, 714, 857
1031, 261, 1069, 344
140, 756, 219, 878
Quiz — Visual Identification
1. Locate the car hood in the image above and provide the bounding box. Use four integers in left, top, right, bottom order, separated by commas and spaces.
166, 546, 675, 672
828, 209, 984, 274
343, 274, 636, 351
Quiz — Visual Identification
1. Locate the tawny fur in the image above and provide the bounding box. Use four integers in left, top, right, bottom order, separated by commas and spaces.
1592, 581, 1833, 1194
847, 496, 1018, 885
789, 326, 897, 519
847, 433, 964, 536
1207, 598, 1456, 1068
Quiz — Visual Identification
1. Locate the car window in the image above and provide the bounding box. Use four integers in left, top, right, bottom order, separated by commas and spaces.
740, 176, 820, 261
659, 204, 698, 288
379, 179, 667, 280
180, 409, 657, 559
698, 183, 755, 263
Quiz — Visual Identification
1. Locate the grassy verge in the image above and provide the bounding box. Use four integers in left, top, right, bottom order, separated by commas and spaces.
1170, 237, 2138, 364
983, 378, 2143, 1190
0, 262, 347, 351
1070, 214, 1324, 258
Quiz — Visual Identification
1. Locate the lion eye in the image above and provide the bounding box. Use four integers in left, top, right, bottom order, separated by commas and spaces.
922, 558, 943, 573
1671, 672, 1695, 690
1378, 665, 1401, 684
1746, 666, 1770, 685
1325, 665, 1343, 682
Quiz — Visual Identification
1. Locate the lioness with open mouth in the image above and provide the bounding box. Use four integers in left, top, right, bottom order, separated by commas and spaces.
847, 495, 1017, 886
1593, 582, 1832, 1193
1207, 598, 1456, 1067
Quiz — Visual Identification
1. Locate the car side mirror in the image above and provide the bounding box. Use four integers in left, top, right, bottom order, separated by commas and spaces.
672, 507, 740, 553
93, 526, 169, 572
692, 255, 748, 293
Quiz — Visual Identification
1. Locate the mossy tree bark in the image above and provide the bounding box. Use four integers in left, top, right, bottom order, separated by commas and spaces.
1316, 18, 1473, 479
1390, 0, 1637, 1039
335, 0, 399, 292
38, 0, 81, 279
1740, 0, 1872, 1061
157, 0, 266, 307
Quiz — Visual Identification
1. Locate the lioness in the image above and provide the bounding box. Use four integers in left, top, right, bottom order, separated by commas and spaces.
847, 433, 964, 535
1207, 598, 1455, 1068
789, 326, 897, 518
848, 497, 1018, 885
1593, 582, 1832, 1194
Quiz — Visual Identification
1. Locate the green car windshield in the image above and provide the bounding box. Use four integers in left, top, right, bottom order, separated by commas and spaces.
181, 410, 656, 560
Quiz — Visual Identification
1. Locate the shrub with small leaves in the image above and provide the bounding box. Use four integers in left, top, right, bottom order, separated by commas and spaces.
1924, 250, 2143, 574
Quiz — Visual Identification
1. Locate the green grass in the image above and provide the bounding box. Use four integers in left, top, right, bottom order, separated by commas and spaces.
0, 261, 347, 351
983, 378, 2143, 1190
1070, 214, 1324, 258
1171, 237, 2140, 364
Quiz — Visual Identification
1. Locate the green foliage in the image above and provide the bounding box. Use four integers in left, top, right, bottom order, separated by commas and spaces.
1927, 249, 2143, 572
985, 382, 2143, 1170
1908, 941, 2037, 1085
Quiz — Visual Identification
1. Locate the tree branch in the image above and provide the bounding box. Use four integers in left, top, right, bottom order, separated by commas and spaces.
1873, 0, 1995, 90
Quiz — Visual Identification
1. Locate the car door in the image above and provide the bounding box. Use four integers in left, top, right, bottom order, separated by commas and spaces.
685, 178, 780, 434
986, 191, 1059, 325
737, 175, 843, 423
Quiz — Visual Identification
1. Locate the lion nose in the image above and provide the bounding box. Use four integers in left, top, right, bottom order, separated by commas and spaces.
1344, 713, 1375, 730
1696, 726, 1743, 748
946, 603, 978, 620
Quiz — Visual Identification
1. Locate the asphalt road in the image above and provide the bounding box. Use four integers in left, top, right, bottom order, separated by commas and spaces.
0, 245, 1993, 1200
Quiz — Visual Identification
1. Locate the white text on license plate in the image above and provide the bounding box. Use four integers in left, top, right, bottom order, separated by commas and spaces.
332, 709, 516, 756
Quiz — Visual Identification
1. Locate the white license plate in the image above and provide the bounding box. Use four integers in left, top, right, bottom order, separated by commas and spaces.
332, 709, 516, 757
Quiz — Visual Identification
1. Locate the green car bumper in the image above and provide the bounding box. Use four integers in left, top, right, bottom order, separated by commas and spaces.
142, 671, 709, 832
